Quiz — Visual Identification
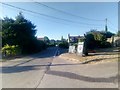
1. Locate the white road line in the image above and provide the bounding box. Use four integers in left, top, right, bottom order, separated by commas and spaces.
53, 47, 59, 57
35, 47, 59, 89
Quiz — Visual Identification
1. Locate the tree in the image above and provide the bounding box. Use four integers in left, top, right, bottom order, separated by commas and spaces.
2, 17, 15, 46
85, 30, 112, 49
14, 13, 37, 53
44, 36, 50, 44
2, 13, 46, 54
85, 33, 96, 49
101, 31, 114, 38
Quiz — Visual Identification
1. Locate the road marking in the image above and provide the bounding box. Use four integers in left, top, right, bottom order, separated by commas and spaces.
53, 47, 59, 57
54, 46, 61, 57
35, 47, 59, 89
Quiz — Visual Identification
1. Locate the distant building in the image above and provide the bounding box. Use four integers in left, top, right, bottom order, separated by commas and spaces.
37, 37, 44, 41
107, 36, 120, 47
56, 40, 62, 43
68, 34, 84, 43
50, 39, 56, 45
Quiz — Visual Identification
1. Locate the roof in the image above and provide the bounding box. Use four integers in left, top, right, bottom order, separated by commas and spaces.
37, 38, 44, 41
69, 35, 84, 39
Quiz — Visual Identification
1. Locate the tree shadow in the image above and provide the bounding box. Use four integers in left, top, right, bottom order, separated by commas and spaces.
57, 48, 68, 55
96, 47, 119, 52
1, 65, 48, 73
1, 56, 118, 74
1, 63, 118, 84
1, 47, 58, 66
28, 47, 58, 58
1, 55, 118, 74
88, 52, 119, 56
82, 57, 119, 64
46, 70, 118, 83
3, 47, 58, 61
0, 63, 65, 73
1, 62, 84, 73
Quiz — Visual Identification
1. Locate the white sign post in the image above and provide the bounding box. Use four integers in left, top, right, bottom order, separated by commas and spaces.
77, 42, 84, 56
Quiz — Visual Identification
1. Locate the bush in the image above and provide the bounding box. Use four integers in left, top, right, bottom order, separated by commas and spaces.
85, 33, 96, 49
2, 44, 21, 57
22, 40, 47, 54
85, 30, 113, 49
47, 44, 55, 47
58, 42, 69, 49
100, 42, 112, 48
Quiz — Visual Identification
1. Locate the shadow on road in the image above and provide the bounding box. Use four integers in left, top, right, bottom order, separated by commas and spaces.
88, 52, 119, 56
1, 63, 82, 73
2, 47, 58, 61
46, 70, 118, 83
20, 47, 67, 59
1, 55, 118, 73
1, 65, 45, 73
82, 57, 119, 64
58, 48, 68, 55
28, 47, 58, 58
1, 63, 118, 84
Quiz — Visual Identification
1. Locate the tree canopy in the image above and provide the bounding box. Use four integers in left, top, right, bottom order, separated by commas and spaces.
44, 36, 50, 44
85, 30, 113, 49
2, 13, 46, 54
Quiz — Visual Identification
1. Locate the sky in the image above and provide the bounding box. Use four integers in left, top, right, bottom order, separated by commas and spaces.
0, 2, 118, 40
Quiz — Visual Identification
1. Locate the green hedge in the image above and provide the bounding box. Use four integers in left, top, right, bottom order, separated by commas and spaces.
58, 42, 69, 49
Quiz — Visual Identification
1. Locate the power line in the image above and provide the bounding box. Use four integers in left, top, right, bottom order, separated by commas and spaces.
34, 1, 105, 22
107, 19, 118, 30
108, 26, 117, 32
2, 3, 103, 30
1, 2, 104, 27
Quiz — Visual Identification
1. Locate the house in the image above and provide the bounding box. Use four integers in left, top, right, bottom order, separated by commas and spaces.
56, 40, 62, 44
50, 39, 56, 45
68, 34, 84, 43
68, 34, 85, 54
37, 37, 44, 41
107, 36, 120, 47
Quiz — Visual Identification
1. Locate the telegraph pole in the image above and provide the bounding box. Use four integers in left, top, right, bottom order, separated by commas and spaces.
105, 18, 108, 32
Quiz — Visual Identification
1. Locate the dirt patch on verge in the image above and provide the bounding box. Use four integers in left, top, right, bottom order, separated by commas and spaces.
59, 48, 119, 64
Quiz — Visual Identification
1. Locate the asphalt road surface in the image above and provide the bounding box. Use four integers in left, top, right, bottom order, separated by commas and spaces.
1, 47, 118, 88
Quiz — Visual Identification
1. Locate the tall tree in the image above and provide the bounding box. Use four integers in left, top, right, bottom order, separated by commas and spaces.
85, 30, 112, 48
2, 13, 41, 53
2, 17, 15, 46
44, 36, 50, 44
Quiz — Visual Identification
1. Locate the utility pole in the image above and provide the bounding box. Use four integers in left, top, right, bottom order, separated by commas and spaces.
105, 18, 108, 32
68, 34, 70, 43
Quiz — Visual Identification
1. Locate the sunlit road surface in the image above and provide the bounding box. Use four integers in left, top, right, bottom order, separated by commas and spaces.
1, 47, 118, 88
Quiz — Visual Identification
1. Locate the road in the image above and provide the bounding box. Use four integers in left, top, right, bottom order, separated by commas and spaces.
1, 47, 118, 88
